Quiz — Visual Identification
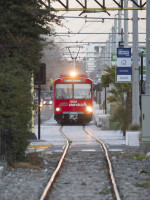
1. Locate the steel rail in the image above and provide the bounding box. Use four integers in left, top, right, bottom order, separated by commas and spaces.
39, 126, 71, 200
83, 127, 121, 200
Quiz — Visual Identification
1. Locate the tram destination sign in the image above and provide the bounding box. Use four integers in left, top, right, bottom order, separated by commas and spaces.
64, 79, 82, 82
117, 48, 131, 82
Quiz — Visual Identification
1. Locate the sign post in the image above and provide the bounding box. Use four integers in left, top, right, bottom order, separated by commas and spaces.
117, 48, 131, 82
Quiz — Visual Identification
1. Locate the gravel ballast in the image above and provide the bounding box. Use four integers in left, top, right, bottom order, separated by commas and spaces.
0, 148, 150, 200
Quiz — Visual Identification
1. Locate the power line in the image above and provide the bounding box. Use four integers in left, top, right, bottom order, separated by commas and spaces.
61, 56, 111, 58
54, 42, 146, 44
60, 16, 146, 20
60, 52, 100, 54
53, 32, 146, 35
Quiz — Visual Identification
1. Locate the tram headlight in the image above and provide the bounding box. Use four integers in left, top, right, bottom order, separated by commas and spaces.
70, 71, 77, 77
86, 106, 93, 112
56, 107, 62, 112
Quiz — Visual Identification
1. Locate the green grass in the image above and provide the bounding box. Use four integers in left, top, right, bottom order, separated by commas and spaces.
134, 182, 150, 188
109, 122, 121, 130
132, 155, 150, 160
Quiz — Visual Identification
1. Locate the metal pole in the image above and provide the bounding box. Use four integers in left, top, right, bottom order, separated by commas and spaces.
38, 72, 41, 140
0, 125, 1, 160
31, 73, 35, 135
146, 0, 150, 94
132, 0, 140, 124
111, 27, 115, 54
108, 34, 111, 66
140, 52, 144, 110
124, 0, 128, 48
105, 87, 107, 114
141, 52, 144, 95
106, 40, 108, 66
74, 57, 75, 70
118, 10, 122, 34
114, 16, 117, 51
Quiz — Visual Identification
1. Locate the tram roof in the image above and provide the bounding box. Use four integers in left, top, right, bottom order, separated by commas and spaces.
54, 74, 93, 83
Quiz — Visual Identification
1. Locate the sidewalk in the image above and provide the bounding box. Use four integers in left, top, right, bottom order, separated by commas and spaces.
93, 101, 140, 147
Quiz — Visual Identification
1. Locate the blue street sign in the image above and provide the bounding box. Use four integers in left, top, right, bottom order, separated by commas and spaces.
117, 48, 132, 82
117, 48, 131, 58
117, 67, 131, 75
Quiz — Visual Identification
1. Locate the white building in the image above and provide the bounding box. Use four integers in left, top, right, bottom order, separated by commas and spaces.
85, 44, 101, 76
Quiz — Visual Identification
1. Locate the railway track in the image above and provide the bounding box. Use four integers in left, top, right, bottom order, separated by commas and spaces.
40, 125, 121, 200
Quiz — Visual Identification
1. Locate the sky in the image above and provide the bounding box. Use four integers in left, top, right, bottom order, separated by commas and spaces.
49, 0, 146, 60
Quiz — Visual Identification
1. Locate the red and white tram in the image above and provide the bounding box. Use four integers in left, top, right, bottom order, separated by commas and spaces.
54, 72, 93, 124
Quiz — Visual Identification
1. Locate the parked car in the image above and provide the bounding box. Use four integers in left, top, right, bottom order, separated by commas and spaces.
42, 91, 54, 100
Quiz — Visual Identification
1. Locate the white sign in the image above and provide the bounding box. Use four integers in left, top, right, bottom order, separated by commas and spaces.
117, 48, 131, 82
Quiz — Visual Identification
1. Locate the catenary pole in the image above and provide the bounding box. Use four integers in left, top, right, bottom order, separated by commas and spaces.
146, 0, 150, 94
114, 16, 117, 53
132, 0, 140, 124
109, 34, 111, 67
124, 0, 129, 48
118, 10, 122, 35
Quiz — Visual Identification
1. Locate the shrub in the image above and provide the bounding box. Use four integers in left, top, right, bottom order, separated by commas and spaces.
128, 123, 141, 131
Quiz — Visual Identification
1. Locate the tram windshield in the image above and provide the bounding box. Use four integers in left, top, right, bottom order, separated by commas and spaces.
55, 84, 72, 99
55, 83, 91, 99
74, 84, 91, 99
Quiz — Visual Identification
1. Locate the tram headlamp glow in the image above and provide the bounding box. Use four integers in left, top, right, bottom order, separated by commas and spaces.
56, 107, 61, 112
70, 71, 77, 77
86, 106, 93, 112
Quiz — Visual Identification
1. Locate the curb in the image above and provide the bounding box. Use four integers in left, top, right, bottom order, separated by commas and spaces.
0, 162, 7, 179
0, 166, 4, 179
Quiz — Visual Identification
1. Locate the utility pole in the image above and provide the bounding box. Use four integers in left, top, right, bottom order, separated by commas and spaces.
38, 71, 41, 140
124, 0, 128, 48
111, 26, 115, 54
146, 0, 150, 94
108, 34, 111, 67
106, 40, 109, 66
118, 10, 122, 34
140, 0, 150, 154
114, 16, 117, 51
117, 10, 122, 48
132, 0, 140, 124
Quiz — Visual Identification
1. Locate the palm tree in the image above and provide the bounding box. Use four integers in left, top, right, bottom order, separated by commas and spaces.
101, 66, 132, 136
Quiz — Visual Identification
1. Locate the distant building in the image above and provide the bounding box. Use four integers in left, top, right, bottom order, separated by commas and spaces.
85, 44, 100, 76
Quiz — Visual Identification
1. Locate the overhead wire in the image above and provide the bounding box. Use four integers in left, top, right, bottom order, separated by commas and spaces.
53, 1, 146, 53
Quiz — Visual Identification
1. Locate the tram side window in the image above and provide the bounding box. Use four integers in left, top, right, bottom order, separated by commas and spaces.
74, 84, 91, 99
55, 84, 72, 99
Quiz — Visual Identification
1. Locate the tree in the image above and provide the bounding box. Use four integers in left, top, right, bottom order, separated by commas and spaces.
0, 0, 60, 164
